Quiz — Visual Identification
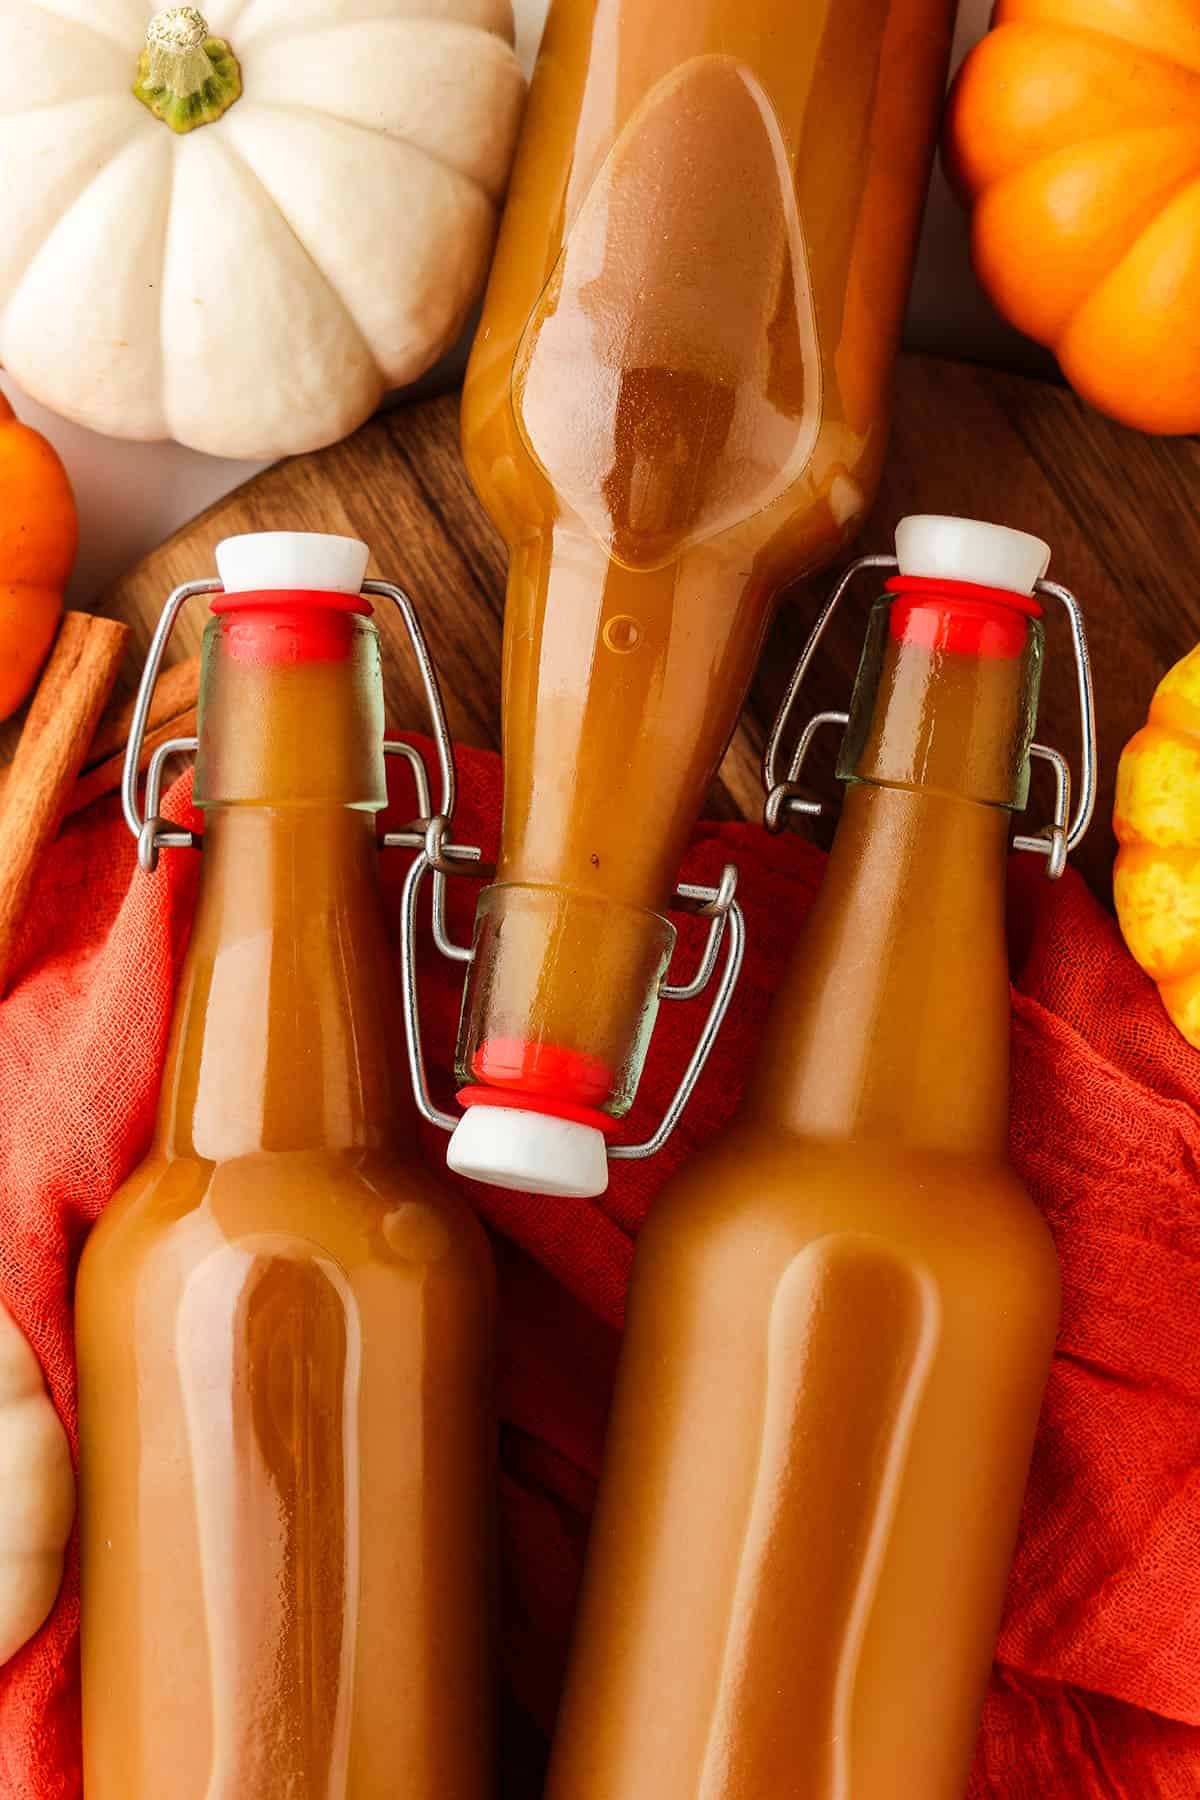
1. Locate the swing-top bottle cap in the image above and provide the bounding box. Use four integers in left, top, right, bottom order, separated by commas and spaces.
215, 531, 369, 595
212, 533, 372, 663
895, 516, 1050, 594
447, 1103, 610, 1199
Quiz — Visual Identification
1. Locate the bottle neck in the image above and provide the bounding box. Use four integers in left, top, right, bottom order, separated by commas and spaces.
157, 608, 403, 1161
463, 522, 775, 1121
746, 588, 1043, 1158
747, 783, 1011, 1154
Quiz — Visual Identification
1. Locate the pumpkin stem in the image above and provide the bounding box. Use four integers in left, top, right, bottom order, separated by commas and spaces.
134, 7, 242, 134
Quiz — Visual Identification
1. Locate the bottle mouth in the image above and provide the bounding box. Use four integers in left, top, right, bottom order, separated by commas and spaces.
459, 1035, 620, 1134
211, 588, 374, 665
885, 575, 1042, 660
469, 1034, 613, 1104
452, 1036, 619, 1197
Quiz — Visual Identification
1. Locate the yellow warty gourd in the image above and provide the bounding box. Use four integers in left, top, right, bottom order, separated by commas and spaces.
1114, 644, 1200, 1048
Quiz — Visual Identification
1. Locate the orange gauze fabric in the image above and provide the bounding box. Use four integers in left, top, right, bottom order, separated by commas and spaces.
0, 740, 1198, 1798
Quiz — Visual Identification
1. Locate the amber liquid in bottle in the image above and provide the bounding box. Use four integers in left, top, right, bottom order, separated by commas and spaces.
546, 578, 1061, 1797
76, 600, 495, 1797
455, 0, 956, 1137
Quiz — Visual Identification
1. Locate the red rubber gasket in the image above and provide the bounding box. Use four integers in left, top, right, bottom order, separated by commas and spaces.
211, 589, 372, 664
210, 588, 373, 616
885, 575, 1042, 659
456, 1086, 620, 1137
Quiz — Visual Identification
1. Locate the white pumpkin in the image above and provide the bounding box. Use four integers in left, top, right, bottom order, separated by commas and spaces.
0, 1303, 73, 1664
0, 1, 525, 457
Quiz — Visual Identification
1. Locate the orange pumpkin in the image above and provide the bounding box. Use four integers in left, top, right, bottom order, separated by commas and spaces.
944, 0, 1200, 435
0, 392, 78, 721
1114, 644, 1200, 1049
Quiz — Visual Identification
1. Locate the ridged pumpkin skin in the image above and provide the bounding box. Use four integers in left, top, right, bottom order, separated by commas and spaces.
0, 391, 77, 721
1114, 644, 1200, 1047
945, 0, 1200, 434
0, 1, 527, 460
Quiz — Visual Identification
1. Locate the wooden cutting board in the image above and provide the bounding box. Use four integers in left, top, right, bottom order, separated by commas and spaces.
86, 351, 1200, 899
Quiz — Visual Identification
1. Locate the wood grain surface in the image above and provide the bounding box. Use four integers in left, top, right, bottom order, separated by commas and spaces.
86, 352, 1200, 900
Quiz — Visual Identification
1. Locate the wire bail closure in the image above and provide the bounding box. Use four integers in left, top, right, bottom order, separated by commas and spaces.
399, 852, 746, 1166
123, 573, 746, 1166
762, 553, 1098, 879
121, 576, 476, 873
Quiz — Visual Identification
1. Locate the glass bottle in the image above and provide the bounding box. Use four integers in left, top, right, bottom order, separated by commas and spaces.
449, 0, 958, 1197
545, 517, 1073, 1798
76, 535, 495, 1799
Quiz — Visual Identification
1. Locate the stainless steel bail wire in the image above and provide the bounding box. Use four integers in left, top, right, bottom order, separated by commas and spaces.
122, 575, 477, 874
121, 577, 218, 870
398, 849, 746, 1164
762, 552, 893, 831
1013, 577, 1097, 878
126, 569, 746, 1161
611, 873, 747, 1162
762, 553, 1098, 877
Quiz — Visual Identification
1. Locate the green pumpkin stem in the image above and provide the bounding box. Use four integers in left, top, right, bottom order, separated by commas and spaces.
134, 7, 242, 133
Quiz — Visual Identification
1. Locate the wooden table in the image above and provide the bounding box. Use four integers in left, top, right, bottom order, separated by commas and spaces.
72, 352, 1200, 899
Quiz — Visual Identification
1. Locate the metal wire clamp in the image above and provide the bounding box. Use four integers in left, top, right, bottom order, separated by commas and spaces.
124, 572, 747, 1162
398, 849, 747, 1164
761, 554, 1098, 878
121, 576, 475, 875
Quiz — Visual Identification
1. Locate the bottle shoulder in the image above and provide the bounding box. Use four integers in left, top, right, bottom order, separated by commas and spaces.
79, 1146, 493, 1294
637, 1130, 1060, 1314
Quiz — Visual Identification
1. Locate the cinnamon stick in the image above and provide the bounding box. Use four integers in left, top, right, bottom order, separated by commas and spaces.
68, 703, 199, 819
82, 656, 200, 773
0, 613, 130, 993
0, 654, 200, 820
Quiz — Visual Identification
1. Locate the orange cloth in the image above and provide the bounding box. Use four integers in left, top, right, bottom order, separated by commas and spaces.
0, 744, 1198, 1796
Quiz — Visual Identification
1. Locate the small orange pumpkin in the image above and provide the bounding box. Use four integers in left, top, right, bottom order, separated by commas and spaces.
1114, 644, 1200, 1048
0, 392, 78, 721
944, 0, 1200, 435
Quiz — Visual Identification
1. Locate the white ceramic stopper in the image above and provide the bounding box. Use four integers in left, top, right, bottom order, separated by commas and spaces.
895, 515, 1050, 596
447, 1106, 610, 1199
216, 532, 369, 595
